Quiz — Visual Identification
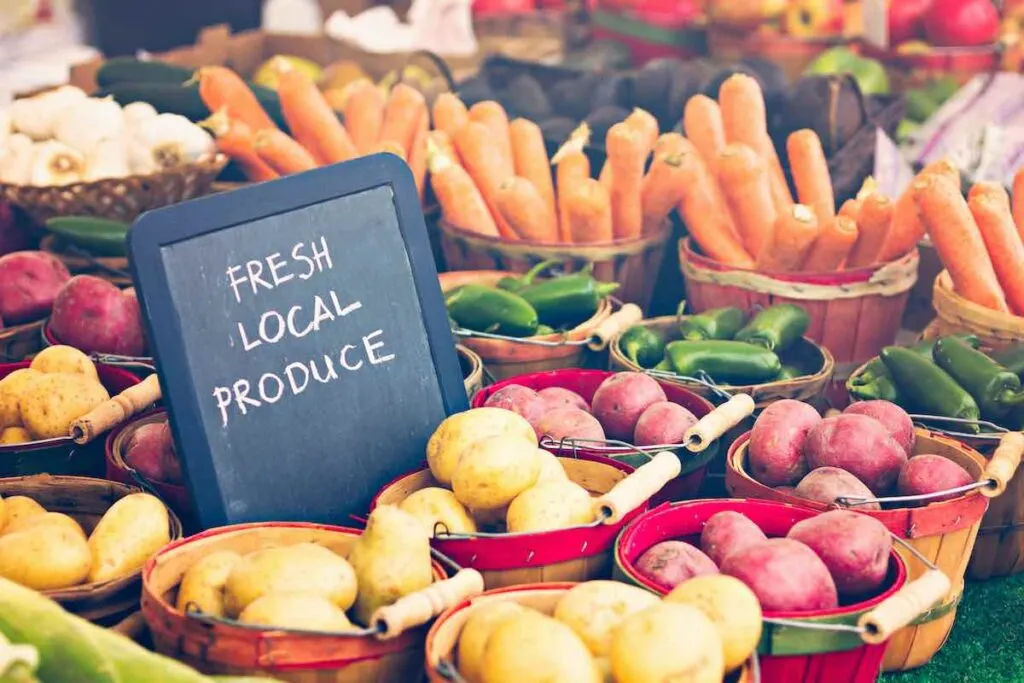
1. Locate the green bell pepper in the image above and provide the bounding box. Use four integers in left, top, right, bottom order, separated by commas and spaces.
665, 340, 782, 385
679, 306, 747, 341
734, 304, 809, 353
880, 345, 980, 430
446, 284, 539, 337
518, 264, 619, 328
933, 337, 1024, 420
618, 325, 666, 368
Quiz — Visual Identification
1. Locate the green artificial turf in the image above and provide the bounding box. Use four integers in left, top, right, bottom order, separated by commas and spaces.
883, 572, 1024, 683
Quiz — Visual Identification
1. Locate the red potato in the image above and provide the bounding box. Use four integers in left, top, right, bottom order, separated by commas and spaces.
125, 420, 183, 485
635, 540, 719, 591
0, 251, 71, 324
591, 372, 668, 441
484, 385, 548, 433
805, 414, 908, 494
700, 511, 767, 566
747, 399, 821, 486
49, 276, 146, 356
633, 401, 698, 447
721, 538, 839, 612
795, 467, 880, 511
787, 510, 892, 597
533, 407, 606, 444
898, 454, 974, 504
537, 387, 590, 412
844, 401, 915, 456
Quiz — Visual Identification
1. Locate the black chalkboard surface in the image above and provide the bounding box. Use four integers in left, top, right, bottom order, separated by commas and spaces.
128, 154, 467, 529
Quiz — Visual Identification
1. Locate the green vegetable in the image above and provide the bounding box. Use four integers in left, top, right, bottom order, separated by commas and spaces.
847, 374, 901, 403
880, 346, 980, 430
734, 304, 809, 353
776, 366, 803, 381
0, 633, 38, 683
665, 340, 781, 385
989, 343, 1024, 378
44, 216, 129, 257
518, 264, 619, 329
679, 307, 746, 341
933, 337, 1024, 420
535, 324, 556, 335
97, 82, 288, 130
496, 260, 560, 293
909, 334, 981, 360
96, 57, 193, 87
653, 358, 673, 372
618, 325, 666, 368
446, 284, 538, 337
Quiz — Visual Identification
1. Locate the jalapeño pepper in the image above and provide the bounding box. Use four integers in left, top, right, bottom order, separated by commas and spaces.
535, 324, 556, 335
653, 358, 673, 372
776, 366, 804, 381
989, 343, 1024, 378
680, 306, 747, 341
880, 346, 980, 430
618, 325, 666, 368
497, 259, 561, 293
847, 334, 981, 402
735, 304, 809, 353
933, 337, 1024, 420
518, 264, 620, 328
446, 284, 539, 337
665, 340, 782, 384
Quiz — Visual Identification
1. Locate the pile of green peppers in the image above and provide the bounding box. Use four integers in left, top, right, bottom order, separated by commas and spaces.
445, 260, 619, 338
848, 335, 1024, 432
618, 303, 812, 385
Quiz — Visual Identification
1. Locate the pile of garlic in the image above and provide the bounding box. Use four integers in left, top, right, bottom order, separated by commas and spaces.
0, 86, 216, 187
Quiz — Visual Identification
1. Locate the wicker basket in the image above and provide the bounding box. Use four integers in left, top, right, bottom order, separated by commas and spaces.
707, 27, 836, 82
456, 345, 483, 400
39, 235, 132, 287
0, 155, 228, 224
0, 474, 183, 625
930, 270, 1024, 350
0, 320, 44, 363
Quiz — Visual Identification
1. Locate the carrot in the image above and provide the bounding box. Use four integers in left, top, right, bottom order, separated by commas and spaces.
597, 108, 658, 191
968, 182, 1024, 314
880, 158, 960, 261
787, 129, 834, 225
432, 92, 470, 140
380, 84, 428, 158
199, 109, 277, 182
914, 174, 1008, 312
552, 124, 592, 244
716, 144, 778, 259
564, 178, 613, 244
755, 204, 821, 273
253, 129, 318, 175
1013, 167, 1024, 243
641, 133, 693, 234
342, 79, 386, 154
846, 193, 893, 268
371, 140, 406, 158
455, 121, 517, 239
676, 149, 754, 268
683, 95, 726, 167
801, 215, 858, 272
276, 68, 357, 165
495, 177, 559, 243
427, 139, 498, 238
606, 122, 647, 240
428, 130, 458, 166
839, 199, 863, 219
510, 118, 557, 235
468, 101, 514, 178
856, 176, 878, 200
408, 114, 429, 200
196, 66, 277, 132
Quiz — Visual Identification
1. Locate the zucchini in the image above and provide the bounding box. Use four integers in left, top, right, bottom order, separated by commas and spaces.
96, 57, 193, 87
97, 82, 288, 130
44, 216, 130, 257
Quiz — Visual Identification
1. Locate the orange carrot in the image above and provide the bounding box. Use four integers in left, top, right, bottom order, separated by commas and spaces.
427, 139, 498, 238
196, 66, 277, 132
253, 129, 318, 175
597, 108, 658, 191
968, 182, 1024, 314
684, 95, 726, 167
432, 92, 470, 140
199, 109, 277, 182
565, 179, 614, 244
846, 193, 893, 268
495, 177, 559, 243
839, 199, 862, 219
914, 174, 1008, 311
641, 134, 693, 234
787, 129, 834, 225
1013, 167, 1024, 243
455, 121, 516, 239
342, 79, 386, 154
801, 215, 858, 272
510, 118, 557, 234
606, 122, 647, 240
277, 68, 358, 165
409, 114, 429, 200
380, 84, 428, 158
676, 150, 754, 268
755, 204, 821, 273
716, 144, 778, 259
552, 124, 592, 244
880, 158, 960, 261
468, 101, 514, 178
428, 130, 458, 166
372, 140, 406, 158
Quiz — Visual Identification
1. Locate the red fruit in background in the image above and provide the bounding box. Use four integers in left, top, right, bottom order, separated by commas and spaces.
925, 0, 999, 47
888, 0, 933, 45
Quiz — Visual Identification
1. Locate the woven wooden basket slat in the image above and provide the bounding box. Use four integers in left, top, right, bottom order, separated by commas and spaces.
931, 270, 1024, 350
456, 345, 484, 400
0, 319, 44, 363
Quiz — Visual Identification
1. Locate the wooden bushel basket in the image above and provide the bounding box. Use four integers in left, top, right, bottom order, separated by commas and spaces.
725, 430, 1022, 671
615, 499, 948, 683
930, 269, 1024, 351
0, 474, 183, 625
0, 320, 44, 363
141, 522, 484, 683
425, 582, 753, 682
456, 345, 483, 400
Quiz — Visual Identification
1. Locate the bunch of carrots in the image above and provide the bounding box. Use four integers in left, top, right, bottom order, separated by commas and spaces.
194, 65, 428, 197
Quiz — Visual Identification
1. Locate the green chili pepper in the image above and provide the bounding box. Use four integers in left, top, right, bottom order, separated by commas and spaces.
665, 340, 782, 385
446, 284, 539, 337
989, 343, 1024, 378
680, 306, 747, 341
908, 333, 981, 360
775, 366, 804, 381
734, 304, 809, 353
848, 334, 979, 396
535, 324, 556, 335
518, 264, 620, 328
618, 325, 666, 368
933, 337, 1024, 420
653, 358, 673, 372
880, 346, 980, 431
847, 375, 902, 403
44, 216, 130, 257
497, 259, 561, 293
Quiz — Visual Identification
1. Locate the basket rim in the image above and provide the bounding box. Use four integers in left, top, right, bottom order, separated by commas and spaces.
105, 407, 187, 493
933, 269, 1024, 335
38, 235, 130, 269
0, 318, 44, 343
0, 153, 229, 195
42, 319, 155, 364
438, 217, 672, 251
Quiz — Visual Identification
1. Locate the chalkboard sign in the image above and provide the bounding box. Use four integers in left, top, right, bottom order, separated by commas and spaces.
129, 154, 467, 529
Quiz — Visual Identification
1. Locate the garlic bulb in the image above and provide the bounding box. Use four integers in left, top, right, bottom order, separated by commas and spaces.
0, 134, 35, 185
123, 101, 158, 133
84, 137, 131, 182
129, 113, 215, 173
30, 140, 86, 186
53, 97, 125, 155
0, 109, 11, 147
9, 86, 87, 141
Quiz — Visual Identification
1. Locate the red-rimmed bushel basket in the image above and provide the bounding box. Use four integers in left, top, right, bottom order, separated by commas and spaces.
140, 522, 485, 682
614, 499, 949, 683
725, 430, 1024, 671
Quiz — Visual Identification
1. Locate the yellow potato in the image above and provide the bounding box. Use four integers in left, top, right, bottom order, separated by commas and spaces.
553, 581, 660, 657
3, 512, 86, 540
20, 373, 109, 440
176, 550, 242, 617
506, 480, 594, 533
30, 345, 98, 379
426, 408, 537, 485
0, 496, 4, 531
2, 496, 45, 532
481, 611, 601, 683
610, 603, 724, 683
399, 487, 476, 537
0, 427, 32, 445
0, 368, 41, 429
535, 450, 568, 482
451, 435, 540, 511
223, 543, 357, 617
456, 602, 526, 683
667, 574, 763, 672
238, 592, 353, 631
0, 525, 91, 590
88, 493, 170, 583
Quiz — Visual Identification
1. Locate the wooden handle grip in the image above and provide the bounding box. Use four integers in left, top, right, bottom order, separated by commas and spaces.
587, 304, 643, 351
858, 569, 951, 645
684, 394, 755, 453
70, 374, 162, 444
371, 568, 485, 640
982, 432, 1024, 498
593, 451, 681, 524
